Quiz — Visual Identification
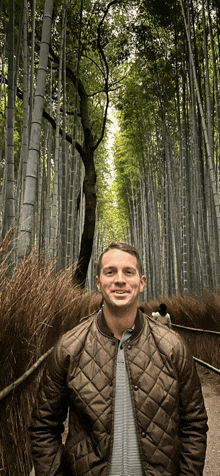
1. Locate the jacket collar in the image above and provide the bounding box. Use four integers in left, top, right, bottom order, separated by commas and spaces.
97, 308, 144, 341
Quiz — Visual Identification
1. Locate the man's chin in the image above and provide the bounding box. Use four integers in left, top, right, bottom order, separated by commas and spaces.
107, 298, 133, 310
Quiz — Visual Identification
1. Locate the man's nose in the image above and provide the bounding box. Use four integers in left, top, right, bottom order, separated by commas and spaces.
114, 270, 125, 283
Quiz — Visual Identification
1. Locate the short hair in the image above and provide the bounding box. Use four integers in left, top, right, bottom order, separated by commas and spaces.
159, 303, 167, 316
97, 241, 143, 276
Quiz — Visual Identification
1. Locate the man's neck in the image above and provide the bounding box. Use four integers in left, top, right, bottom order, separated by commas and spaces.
103, 305, 137, 340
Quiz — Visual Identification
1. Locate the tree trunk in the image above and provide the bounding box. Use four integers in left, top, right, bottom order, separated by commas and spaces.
73, 146, 97, 286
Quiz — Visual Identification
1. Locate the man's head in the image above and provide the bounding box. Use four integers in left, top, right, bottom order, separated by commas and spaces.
97, 241, 143, 277
96, 241, 146, 314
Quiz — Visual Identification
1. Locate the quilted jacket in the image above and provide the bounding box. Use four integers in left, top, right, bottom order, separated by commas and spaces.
30, 309, 208, 476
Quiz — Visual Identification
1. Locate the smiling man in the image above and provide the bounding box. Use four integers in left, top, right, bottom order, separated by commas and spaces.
30, 241, 208, 476
96, 245, 146, 339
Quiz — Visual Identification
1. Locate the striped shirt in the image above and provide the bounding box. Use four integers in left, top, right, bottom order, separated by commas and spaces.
109, 328, 144, 476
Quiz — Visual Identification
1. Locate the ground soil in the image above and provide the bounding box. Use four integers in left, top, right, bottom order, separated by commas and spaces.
196, 363, 220, 476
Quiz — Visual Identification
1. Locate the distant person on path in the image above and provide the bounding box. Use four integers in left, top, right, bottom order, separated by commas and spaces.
29, 241, 208, 476
152, 302, 172, 328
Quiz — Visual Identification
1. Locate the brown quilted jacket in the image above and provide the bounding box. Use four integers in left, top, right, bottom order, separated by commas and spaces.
30, 310, 208, 476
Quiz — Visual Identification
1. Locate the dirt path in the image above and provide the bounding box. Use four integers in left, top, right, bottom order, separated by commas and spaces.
196, 364, 220, 476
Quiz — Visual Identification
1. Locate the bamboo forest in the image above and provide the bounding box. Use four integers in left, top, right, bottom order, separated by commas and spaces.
2, 2, 220, 475
1, 0, 220, 299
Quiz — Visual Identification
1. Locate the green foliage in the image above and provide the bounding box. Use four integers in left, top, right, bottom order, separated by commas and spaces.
139, 0, 181, 30
110, 1, 187, 208
95, 126, 130, 243
111, 128, 141, 220
98, 185, 130, 243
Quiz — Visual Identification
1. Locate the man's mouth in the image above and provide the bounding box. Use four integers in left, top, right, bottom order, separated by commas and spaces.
113, 290, 127, 294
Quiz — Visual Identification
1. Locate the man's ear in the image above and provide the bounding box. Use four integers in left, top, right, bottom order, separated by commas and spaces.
140, 275, 147, 293
96, 276, 101, 292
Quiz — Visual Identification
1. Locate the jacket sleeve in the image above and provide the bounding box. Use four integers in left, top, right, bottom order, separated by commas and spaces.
29, 343, 70, 476
174, 338, 208, 476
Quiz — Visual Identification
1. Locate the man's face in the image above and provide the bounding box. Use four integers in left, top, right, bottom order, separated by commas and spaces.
96, 249, 146, 313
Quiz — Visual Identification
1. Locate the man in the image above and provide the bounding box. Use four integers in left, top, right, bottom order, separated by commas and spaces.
30, 241, 208, 476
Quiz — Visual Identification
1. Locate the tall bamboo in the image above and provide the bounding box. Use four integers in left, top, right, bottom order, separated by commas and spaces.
2, 0, 15, 254
44, 63, 53, 254
21, 0, 29, 198
180, 0, 220, 262
29, 0, 36, 135
66, 0, 83, 264
49, 6, 65, 258
18, 0, 54, 258
60, 0, 67, 269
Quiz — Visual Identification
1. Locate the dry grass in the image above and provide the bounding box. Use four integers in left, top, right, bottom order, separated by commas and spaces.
0, 243, 101, 476
173, 328, 220, 369
139, 290, 220, 332
139, 292, 220, 370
